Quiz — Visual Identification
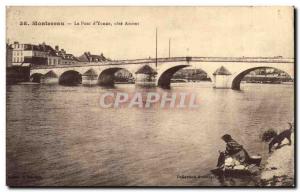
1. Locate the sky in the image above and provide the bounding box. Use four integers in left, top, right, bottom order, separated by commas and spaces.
6, 6, 294, 60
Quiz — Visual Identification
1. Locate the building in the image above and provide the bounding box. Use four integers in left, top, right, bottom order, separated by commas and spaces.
7, 42, 30, 84
54, 46, 79, 65
48, 50, 62, 66
78, 52, 108, 63
61, 53, 79, 65
11, 42, 55, 66
10, 42, 79, 66
6, 43, 13, 67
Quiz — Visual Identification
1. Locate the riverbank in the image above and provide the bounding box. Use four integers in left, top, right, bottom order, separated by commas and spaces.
260, 134, 294, 186
7, 66, 30, 84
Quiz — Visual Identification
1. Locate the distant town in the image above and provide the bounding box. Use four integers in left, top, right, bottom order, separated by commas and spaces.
6, 41, 112, 83
6, 41, 292, 84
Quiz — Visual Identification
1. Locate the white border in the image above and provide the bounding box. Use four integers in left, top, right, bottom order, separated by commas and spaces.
1, 0, 298, 191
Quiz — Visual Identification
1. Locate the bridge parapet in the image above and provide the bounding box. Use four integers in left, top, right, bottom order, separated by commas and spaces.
31, 57, 294, 69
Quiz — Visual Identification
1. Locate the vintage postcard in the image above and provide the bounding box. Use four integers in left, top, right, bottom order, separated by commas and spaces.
6, 6, 295, 187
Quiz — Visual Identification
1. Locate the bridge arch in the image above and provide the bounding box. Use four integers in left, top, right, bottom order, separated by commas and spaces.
231, 66, 293, 90
157, 65, 190, 88
98, 67, 134, 86
30, 73, 43, 83
156, 64, 213, 89
59, 70, 82, 86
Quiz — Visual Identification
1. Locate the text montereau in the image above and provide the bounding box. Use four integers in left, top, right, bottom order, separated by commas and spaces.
32, 21, 65, 26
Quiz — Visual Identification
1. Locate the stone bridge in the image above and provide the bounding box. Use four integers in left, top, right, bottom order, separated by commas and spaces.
30, 56, 294, 90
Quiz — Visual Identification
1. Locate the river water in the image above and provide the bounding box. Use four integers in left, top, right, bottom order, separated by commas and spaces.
6, 82, 294, 186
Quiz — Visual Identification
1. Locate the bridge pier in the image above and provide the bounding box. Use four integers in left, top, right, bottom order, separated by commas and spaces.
213, 74, 232, 89
82, 75, 98, 86
82, 69, 98, 86
40, 77, 59, 84
135, 74, 156, 87
135, 65, 157, 87
213, 66, 232, 89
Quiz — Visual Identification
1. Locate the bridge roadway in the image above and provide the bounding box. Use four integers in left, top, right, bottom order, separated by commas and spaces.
30, 56, 294, 89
